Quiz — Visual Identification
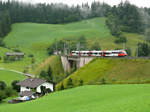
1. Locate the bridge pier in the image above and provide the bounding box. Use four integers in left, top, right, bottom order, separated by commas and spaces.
61, 56, 94, 73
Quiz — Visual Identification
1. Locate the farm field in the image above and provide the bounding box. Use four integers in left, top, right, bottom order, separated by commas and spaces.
0, 84, 150, 112
58, 58, 150, 88
1, 17, 146, 72
0, 69, 25, 85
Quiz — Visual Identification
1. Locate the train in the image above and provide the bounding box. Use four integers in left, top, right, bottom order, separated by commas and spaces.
70, 50, 127, 57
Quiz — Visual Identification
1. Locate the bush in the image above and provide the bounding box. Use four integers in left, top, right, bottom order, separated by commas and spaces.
114, 35, 127, 44
28, 54, 34, 58
101, 78, 106, 84
0, 91, 6, 102
90, 42, 101, 50
66, 78, 73, 88
40, 86, 47, 95
137, 42, 150, 57
46, 88, 52, 93
40, 67, 53, 83
78, 79, 83, 86
5, 87, 17, 97
126, 47, 132, 56
13, 48, 21, 52
60, 83, 64, 90
11, 80, 20, 92
0, 81, 6, 90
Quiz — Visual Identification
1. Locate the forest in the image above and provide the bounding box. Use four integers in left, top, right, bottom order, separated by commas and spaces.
0, 1, 149, 37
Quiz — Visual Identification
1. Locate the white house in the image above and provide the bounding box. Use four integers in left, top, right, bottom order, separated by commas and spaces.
16, 78, 54, 100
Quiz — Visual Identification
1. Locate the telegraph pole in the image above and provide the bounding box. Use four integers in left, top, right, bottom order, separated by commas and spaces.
56, 42, 58, 55
123, 43, 126, 50
76, 42, 80, 69
136, 43, 138, 57
64, 43, 66, 56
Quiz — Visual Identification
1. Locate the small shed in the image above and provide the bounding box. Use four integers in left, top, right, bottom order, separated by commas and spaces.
5, 52, 24, 60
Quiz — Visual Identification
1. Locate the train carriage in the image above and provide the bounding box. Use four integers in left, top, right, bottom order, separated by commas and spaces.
71, 50, 127, 57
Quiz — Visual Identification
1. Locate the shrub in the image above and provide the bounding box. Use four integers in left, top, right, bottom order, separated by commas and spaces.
60, 83, 64, 90
31, 57, 35, 64
66, 78, 73, 88
40, 66, 54, 82
46, 88, 52, 93
0, 81, 6, 90
114, 35, 127, 44
11, 80, 20, 92
28, 54, 34, 58
78, 79, 83, 86
101, 78, 106, 84
5, 87, 17, 97
125, 47, 132, 56
40, 86, 47, 95
0, 91, 6, 102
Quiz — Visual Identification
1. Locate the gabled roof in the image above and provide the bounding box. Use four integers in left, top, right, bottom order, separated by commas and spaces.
6, 52, 24, 56
19, 91, 34, 97
17, 78, 46, 88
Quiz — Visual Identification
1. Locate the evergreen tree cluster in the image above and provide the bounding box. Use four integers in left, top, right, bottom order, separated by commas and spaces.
137, 42, 150, 57
106, 1, 149, 35
39, 66, 53, 82
0, 81, 17, 102
0, 10, 11, 46
0, 1, 110, 24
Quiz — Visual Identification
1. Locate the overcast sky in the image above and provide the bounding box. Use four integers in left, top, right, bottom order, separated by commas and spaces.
2, 0, 150, 8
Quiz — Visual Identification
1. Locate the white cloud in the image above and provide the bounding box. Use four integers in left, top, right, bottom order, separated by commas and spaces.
1, 0, 150, 7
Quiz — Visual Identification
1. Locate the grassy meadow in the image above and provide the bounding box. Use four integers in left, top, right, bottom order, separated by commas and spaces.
57, 58, 150, 88
0, 69, 25, 85
1, 17, 146, 72
0, 84, 150, 112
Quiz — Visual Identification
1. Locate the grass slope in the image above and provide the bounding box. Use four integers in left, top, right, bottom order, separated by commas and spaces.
33, 55, 65, 82
0, 69, 25, 85
0, 85, 150, 112
2, 17, 146, 72
58, 58, 150, 88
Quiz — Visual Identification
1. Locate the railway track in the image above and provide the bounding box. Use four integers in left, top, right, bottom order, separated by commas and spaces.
66, 55, 150, 59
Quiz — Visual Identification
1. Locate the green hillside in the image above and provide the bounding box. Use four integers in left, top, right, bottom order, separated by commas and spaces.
0, 85, 150, 112
1, 17, 146, 72
33, 55, 65, 83
58, 58, 150, 88
0, 69, 25, 85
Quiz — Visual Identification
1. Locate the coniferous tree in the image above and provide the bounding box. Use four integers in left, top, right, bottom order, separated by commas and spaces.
137, 42, 150, 56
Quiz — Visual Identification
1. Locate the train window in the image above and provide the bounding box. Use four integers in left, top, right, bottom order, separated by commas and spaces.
99, 53, 102, 54
112, 52, 118, 54
105, 52, 111, 54
94, 53, 98, 54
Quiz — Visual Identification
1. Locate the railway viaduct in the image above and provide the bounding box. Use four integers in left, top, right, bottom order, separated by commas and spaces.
60, 55, 150, 72
61, 56, 94, 72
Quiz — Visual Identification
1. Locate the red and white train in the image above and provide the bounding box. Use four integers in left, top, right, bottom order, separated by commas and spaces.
70, 50, 127, 57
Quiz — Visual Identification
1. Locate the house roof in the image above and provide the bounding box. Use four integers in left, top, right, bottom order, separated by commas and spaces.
17, 78, 46, 88
6, 52, 24, 56
19, 91, 34, 97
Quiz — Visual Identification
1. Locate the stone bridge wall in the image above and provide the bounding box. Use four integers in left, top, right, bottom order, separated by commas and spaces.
61, 56, 94, 72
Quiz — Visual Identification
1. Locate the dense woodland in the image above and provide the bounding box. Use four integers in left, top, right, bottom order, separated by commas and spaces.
0, 1, 149, 36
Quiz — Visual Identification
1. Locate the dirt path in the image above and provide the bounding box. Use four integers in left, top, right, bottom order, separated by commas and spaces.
0, 68, 34, 77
